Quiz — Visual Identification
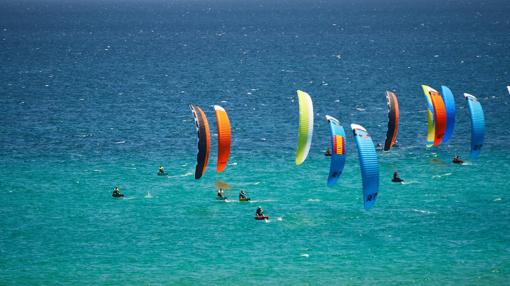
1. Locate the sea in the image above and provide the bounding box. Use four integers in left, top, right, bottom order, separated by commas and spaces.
1, 0, 509, 285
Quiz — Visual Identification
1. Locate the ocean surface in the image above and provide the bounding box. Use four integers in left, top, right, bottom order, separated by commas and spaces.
1, 0, 510, 284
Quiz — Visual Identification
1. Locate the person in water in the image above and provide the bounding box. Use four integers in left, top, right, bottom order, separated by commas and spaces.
158, 165, 166, 175
112, 186, 124, 198
239, 190, 249, 200
392, 171, 404, 183
453, 155, 464, 164
256, 206, 264, 217
325, 148, 332, 156
217, 188, 225, 199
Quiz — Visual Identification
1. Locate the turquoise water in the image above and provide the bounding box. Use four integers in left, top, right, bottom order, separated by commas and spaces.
1, 0, 510, 284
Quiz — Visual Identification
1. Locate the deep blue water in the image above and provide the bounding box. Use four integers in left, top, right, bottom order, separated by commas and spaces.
1, 0, 510, 284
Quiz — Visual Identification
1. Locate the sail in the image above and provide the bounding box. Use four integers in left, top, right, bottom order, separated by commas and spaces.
325, 115, 346, 187
440, 85, 456, 143
296, 90, 314, 165
429, 90, 447, 146
421, 85, 436, 147
351, 124, 379, 210
383, 91, 399, 151
190, 104, 211, 179
214, 105, 231, 173
464, 93, 485, 158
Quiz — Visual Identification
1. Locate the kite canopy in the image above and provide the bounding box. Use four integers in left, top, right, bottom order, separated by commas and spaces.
214, 105, 231, 173
295, 90, 314, 165
383, 91, 399, 151
464, 93, 485, 158
190, 104, 211, 179
441, 85, 456, 143
421, 85, 436, 147
351, 124, 379, 210
325, 115, 346, 187
429, 89, 447, 146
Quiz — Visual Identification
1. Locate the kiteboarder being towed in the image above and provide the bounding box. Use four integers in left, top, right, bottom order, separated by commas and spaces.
158, 165, 166, 176
256, 207, 264, 218
453, 155, 464, 164
239, 190, 250, 201
112, 186, 124, 198
217, 189, 226, 200
392, 171, 404, 183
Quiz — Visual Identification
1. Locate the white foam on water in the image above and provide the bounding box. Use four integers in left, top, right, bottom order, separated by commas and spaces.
411, 209, 436, 215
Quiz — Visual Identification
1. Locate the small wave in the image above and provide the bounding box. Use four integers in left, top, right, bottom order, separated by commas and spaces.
494, 197, 502, 202
401, 181, 418, 185
432, 173, 452, 179
181, 172, 193, 177
229, 162, 238, 166
144, 192, 153, 199
166, 175, 180, 178
276, 217, 283, 221
300, 253, 310, 258
462, 162, 472, 166
114, 140, 126, 144
250, 199, 274, 203
411, 209, 436, 215
181, 163, 188, 167
93, 169, 102, 172
307, 199, 321, 202
356, 107, 366, 112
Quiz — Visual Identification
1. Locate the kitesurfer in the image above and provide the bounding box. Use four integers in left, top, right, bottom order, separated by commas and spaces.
239, 190, 249, 201
112, 186, 124, 198
217, 189, 226, 200
392, 171, 404, 183
325, 148, 332, 156
255, 206, 264, 218
158, 165, 166, 176
453, 155, 463, 164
